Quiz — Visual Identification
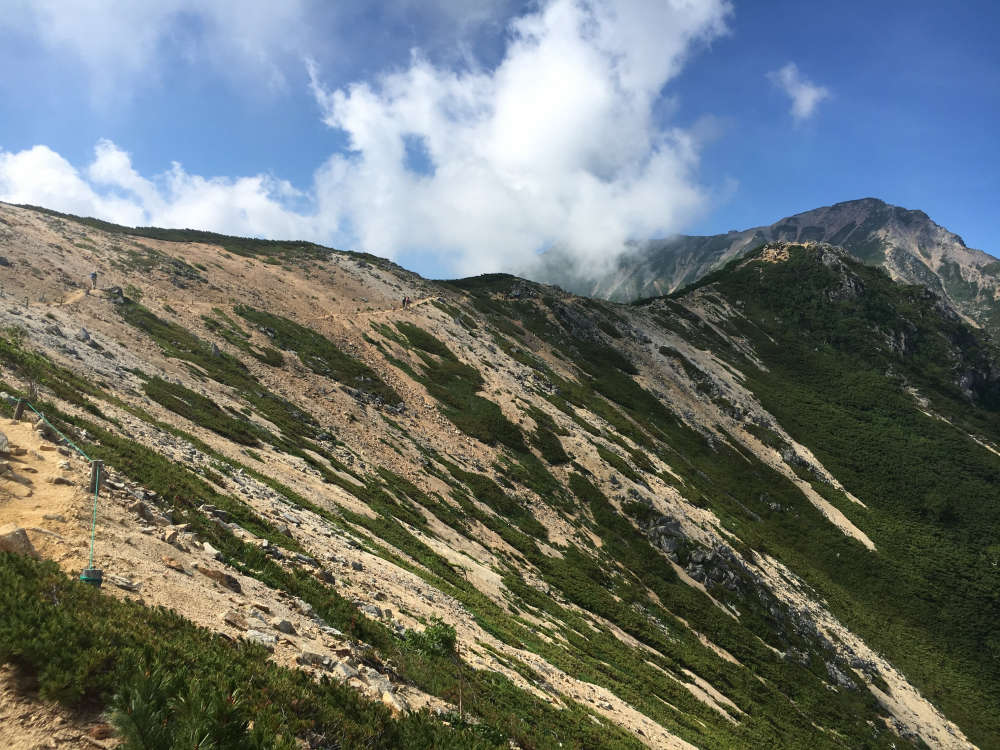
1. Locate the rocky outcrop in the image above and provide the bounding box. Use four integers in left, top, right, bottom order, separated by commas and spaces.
0, 523, 39, 559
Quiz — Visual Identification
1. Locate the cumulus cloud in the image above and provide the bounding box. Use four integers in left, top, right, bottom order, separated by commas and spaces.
0, 0, 518, 100
309, 0, 731, 276
1, 0, 732, 278
767, 62, 829, 124
0, 140, 331, 241
1, 0, 314, 96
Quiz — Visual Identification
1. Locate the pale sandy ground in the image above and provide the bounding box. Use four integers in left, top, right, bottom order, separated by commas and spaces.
0, 203, 980, 748
0, 663, 117, 750
753, 554, 978, 750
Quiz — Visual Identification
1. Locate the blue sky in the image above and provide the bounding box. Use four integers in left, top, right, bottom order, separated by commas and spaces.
0, 1, 996, 278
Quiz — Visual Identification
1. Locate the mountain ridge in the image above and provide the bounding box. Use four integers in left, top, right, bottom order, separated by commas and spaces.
0, 203, 997, 749
533, 198, 1000, 335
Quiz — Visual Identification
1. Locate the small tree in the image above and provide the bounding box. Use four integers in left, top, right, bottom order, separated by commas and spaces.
986, 544, 1000, 566
124, 283, 144, 305
406, 617, 466, 720
0, 325, 46, 400
922, 491, 954, 523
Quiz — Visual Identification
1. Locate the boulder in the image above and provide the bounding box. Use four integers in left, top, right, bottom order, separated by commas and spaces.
849, 656, 877, 673
687, 565, 706, 583
246, 630, 277, 652
351, 561, 364, 572
87, 725, 114, 740
298, 651, 332, 668
315, 569, 337, 584
106, 575, 140, 592
362, 604, 383, 619
659, 522, 685, 538
222, 611, 249, 631
272, 618, 296, 634
658, 537, 679, 553
34, 419, 55, 440
0, 523, 40, 559
0, 429, 9, 453
133, 502, 155, 523
382, 691, 408, 713
825, 661, 858, 691
367, 674, 394, 695
332, 662, 359, 681
194, 564, 241, 592
161, 556, 189, 574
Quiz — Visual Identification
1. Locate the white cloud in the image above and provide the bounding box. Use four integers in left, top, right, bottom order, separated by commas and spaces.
0, 0, 518, 100
1, 0, 314, 97
0, 141, 333, 241
0, 0, 732, 278
767, 62, 829, 124
309, 0, 731, 276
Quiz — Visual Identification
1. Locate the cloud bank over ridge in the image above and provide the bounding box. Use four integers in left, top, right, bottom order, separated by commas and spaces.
0, 0, 731, 277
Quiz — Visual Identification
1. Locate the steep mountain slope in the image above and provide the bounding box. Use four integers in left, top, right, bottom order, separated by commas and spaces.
534, 198, 1000, 334
0, 203, 998, 749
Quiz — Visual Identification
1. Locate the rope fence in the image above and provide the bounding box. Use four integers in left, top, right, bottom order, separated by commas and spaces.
11, 397, 104, 586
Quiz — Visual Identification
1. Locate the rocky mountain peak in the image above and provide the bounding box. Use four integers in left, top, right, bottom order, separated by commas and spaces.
533, 198, 1000, 338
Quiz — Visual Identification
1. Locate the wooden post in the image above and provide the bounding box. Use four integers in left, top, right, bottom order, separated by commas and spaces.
89, 460, 104, 494
12, 398, 25, 421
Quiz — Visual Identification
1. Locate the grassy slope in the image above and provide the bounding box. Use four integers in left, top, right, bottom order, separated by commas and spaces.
669, 244, 1000, 747
5, 215, 992, 747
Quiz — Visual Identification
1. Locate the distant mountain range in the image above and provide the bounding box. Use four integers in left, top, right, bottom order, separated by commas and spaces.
533, 198, 1000, 334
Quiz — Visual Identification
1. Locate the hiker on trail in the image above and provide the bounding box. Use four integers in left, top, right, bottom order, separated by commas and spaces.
90, 270, 98, 290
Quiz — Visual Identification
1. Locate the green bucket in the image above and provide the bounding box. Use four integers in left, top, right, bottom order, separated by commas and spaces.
80, 568, 103, 587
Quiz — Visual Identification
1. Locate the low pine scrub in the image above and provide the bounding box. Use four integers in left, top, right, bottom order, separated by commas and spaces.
0, 553, 500, 749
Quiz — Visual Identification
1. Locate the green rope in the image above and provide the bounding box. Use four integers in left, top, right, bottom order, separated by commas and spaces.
24, 402, 91, 461
87, 463, 100, 570
17, 400, 101, 578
